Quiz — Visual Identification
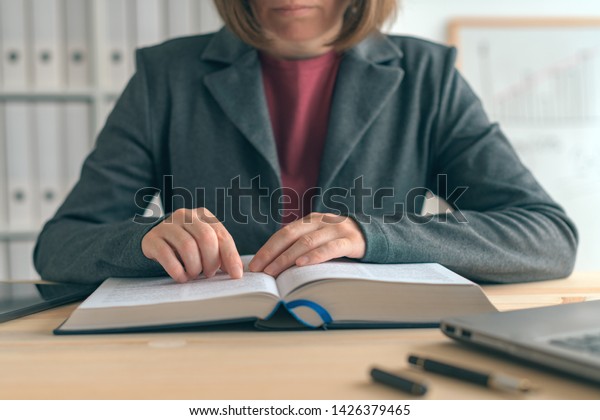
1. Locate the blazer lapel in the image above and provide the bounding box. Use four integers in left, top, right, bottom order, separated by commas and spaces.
317, 35, 405, 190
202, 29, 281, 179
201, 29, 405, 190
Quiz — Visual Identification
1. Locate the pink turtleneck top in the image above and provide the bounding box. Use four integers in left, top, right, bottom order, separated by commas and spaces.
260, 50, 342, 224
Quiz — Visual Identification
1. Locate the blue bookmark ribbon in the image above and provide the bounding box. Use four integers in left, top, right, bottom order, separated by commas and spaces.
285, 299, 333, 327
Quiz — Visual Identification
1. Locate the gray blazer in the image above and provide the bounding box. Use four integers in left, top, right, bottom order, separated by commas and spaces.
34, 27, 577, 285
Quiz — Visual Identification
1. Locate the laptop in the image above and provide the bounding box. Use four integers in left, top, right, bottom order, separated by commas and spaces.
441, 300, 600, 384
0, 281, 94, 324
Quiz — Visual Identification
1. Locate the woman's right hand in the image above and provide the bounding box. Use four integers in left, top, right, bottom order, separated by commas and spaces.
141, 208, 244, 283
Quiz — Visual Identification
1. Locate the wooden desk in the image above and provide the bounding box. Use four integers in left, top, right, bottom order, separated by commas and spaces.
1, 274, 599, 400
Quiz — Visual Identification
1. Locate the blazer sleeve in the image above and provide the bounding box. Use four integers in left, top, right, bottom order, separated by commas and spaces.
34, 50, 166, 285
355, 47, 578, 283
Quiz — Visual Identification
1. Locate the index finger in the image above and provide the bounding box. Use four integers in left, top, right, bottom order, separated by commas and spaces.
213, 223, 244, 279
195, 208, 243, 279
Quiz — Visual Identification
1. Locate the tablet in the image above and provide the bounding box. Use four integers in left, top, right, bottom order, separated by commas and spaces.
0, 282, 95, 323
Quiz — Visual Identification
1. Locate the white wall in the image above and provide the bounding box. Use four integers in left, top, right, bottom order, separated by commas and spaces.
390, 0, 600, 271
391, 0, 600, 43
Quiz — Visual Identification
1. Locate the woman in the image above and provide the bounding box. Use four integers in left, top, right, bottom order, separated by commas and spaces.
34, 0, 577, 285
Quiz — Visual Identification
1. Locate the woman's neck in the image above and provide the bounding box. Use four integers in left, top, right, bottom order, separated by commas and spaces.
260, 21, 343, 60
262, 39, 335, 60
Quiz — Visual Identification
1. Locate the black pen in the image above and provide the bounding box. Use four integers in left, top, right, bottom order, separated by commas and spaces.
370, 367, 428, 396
408, 354, 533, 392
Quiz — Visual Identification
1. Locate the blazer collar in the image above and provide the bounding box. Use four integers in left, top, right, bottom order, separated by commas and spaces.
203, 28, 280, 180
318, 34, 405, 191
202, 27, 405, 191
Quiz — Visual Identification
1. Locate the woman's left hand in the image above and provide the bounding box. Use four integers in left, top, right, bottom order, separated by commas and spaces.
248, 213, 366, 277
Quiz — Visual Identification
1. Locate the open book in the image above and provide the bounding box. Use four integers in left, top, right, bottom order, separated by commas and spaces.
55, 257, 497, 334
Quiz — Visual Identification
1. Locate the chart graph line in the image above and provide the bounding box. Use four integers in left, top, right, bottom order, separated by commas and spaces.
477, 43, 600, 124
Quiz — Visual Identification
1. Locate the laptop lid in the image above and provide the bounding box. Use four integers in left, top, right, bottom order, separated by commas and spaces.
440, 300, 600, 384
0, 281, 94, 323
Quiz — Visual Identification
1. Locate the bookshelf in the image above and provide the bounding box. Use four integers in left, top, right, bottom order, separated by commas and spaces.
0, 0, 222, 280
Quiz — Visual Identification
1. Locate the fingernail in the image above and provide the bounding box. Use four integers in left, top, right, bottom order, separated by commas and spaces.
296, 256, 309, 266
232, 264, 244, 279
264, 265, 276, 276
248, 260, 259, 272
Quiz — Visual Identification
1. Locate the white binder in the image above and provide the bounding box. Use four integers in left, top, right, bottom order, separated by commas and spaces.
64, 102, 91, 193
198, 0, 222, 34
8, 240, 40, 282
0, 0, 30, 88
105, 0, 133, 91
0, 103, 7, 285
0, 101, 8, 232
0, 101, 8, 281
0, 241, 8, 281
35, 102, 64, 223
65, 0, 91, 88
31, 0, 65, 88
4, 102, 37, 230
167, 0, 195, 39
96, 97, 118, 137
135, 0, 165, 47
0, 10, 3, 88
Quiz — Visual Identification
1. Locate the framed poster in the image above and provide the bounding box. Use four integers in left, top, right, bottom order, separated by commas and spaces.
449, 18, 600, 270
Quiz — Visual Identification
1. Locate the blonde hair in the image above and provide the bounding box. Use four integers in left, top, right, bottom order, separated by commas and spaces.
213, 0, 398, 51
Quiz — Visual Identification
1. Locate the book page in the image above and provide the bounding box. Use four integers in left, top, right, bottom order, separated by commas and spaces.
80, 271, 279, 309
276, 261, 473, 298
